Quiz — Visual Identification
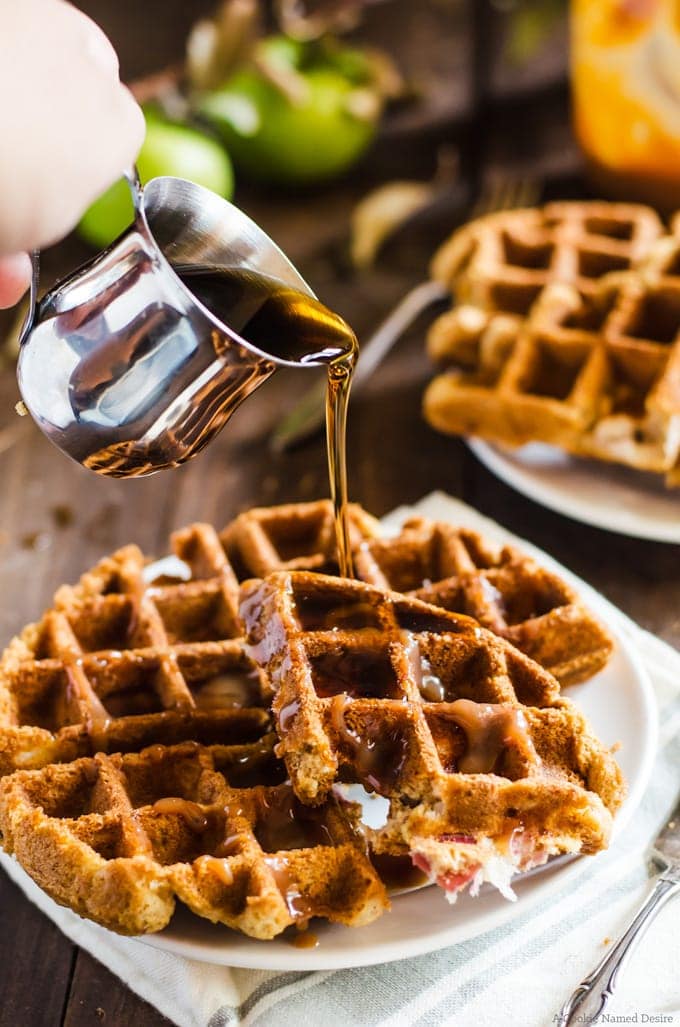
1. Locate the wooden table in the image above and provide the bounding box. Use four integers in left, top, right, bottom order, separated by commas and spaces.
2, 15, 679, 1023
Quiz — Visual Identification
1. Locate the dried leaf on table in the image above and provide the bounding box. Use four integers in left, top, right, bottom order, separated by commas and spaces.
350, 180, 437, 269
186, 0, 259, 91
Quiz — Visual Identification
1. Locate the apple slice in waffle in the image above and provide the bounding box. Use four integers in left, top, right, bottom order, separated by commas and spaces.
240, 571, 625, 902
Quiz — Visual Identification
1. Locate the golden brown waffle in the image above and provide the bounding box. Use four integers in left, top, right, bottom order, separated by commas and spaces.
0, 501, 597, 775
0, 501, 613, 780
430, 200, 664, 313
221, 500, 380, 579
240, 571, 624, 897
0, 740, 388, 937
424, 201, 680, 483
0, 504, 622, 931
221, 502, 612, 687
354, 516, 612, 686
0, 523, 270, 775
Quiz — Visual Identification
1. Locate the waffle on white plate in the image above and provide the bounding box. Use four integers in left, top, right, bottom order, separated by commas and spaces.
240, 570, 623, 900
0, 501, 623, 936
424, 200, 680, 484
0, 740, 388, 937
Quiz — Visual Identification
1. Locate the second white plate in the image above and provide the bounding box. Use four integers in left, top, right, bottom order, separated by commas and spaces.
468, 439, 680, 544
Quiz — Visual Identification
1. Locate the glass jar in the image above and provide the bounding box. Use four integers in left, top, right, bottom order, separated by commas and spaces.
571, 0, 680, 211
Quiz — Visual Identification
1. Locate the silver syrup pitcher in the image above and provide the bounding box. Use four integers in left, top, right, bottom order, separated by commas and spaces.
17, 171, 325, 477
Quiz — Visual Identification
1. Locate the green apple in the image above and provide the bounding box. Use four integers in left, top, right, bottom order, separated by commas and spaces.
198, 62, 379, 185
257, 33, 306, 71
78, 118, 234, 248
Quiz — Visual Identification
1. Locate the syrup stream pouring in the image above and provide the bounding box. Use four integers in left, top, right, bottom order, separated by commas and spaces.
271, 278, 448, 453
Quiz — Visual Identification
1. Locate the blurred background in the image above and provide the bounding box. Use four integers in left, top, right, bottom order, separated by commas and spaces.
1, 0, 580, 361
14, 0, 577, 288
16, 0, 679, 339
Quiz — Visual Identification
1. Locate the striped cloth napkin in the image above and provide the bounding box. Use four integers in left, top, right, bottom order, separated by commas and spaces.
2, 492, 679, 1027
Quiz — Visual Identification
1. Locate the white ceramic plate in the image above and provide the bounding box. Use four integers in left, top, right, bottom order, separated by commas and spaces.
468, 438, 680, 544
141, 518, 657, 970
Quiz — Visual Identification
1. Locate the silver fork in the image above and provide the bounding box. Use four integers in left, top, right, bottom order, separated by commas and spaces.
271, 175, 541, 452
558, 791, 680, 1025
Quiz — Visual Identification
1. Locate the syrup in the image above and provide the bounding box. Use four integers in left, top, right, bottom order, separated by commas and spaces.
192, 672, 259, 710
402, 633, 445, 703
226, 735, 283, 788
255, 786, 333, 852
264, 855, 312, 919
444, 699, 537, 774
178, 266, 358, 580
195, 855, 234, 887
325, 352, 356, 579
125, 812, 154, 856
65, 663, 112, 753
213, 831, 245, 858
278, 698, 300, 733
290, 929, 319, 949
152, 796, 209, 832
294, 595, 381, 632
330, 694, 408, 795
310, 649, 399, 700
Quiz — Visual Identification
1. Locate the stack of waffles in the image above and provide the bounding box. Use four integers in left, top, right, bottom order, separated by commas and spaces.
0, 501, 624, 940
424, 201, 680, 484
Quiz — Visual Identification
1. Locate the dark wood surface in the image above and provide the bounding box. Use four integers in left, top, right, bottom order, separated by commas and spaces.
1, 6, 677, 1026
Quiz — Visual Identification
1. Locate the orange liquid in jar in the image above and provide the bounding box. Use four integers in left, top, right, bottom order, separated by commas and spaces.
571, 0, 680, 210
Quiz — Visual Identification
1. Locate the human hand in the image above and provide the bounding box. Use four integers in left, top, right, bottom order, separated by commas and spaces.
0, 0, 144, 308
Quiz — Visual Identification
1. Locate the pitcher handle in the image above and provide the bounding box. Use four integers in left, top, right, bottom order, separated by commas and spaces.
18, 165, 143, 348
18, 249, 40, 347
125, 164, 143, 216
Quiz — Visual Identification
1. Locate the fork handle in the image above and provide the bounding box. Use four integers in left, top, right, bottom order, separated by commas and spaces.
350, 278, 450, 386
558, 868, 680, 1025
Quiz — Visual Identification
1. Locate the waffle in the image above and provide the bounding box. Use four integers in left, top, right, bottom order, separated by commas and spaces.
222, 502, 612, 687
0, 740, 388, 937
0, 501, 611, 778
240, 571, 624, 899
0, 502, 379, 776
221, 500, 380, 579
424, 201, 680, 483
0, 502, 619, 927
430, 200, 665, 313
354, 517, 612, 686
0, 523, 270, 775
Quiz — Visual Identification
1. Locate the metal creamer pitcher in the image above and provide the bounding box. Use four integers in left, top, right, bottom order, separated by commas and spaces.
17, 172, 327, 477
